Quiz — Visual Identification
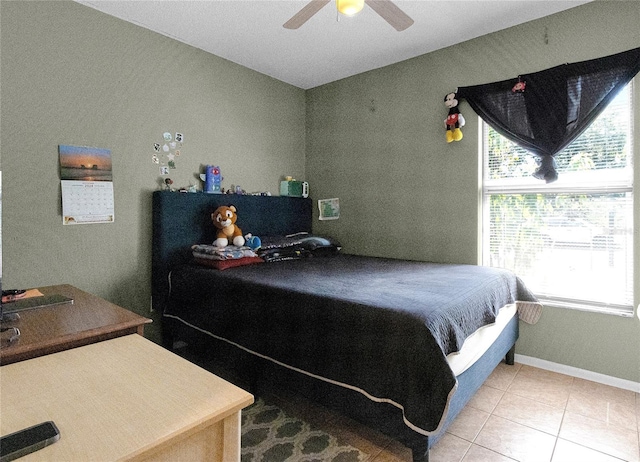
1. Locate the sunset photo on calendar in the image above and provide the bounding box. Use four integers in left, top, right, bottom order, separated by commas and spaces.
59, 144, 112, 181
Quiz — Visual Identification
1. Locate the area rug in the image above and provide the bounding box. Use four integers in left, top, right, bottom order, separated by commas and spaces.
241, 398, 367, 462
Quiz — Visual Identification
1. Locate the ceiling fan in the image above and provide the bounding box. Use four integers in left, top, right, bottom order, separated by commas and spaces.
284, 0, 414, 31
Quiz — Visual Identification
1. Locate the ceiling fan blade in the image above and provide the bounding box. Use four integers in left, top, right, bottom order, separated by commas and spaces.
365, 0, 414, 31
283, 0, 331, 29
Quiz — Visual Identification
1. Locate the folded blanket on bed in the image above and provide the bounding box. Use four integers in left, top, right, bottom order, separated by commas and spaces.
191, 244, 258, 261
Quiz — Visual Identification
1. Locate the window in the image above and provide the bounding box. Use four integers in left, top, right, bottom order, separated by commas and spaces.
482, 83, 634, 315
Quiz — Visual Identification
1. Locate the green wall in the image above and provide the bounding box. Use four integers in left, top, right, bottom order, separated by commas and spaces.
1, 1, 638, 383
0, 1, 306, 342
306, 1, 640, 383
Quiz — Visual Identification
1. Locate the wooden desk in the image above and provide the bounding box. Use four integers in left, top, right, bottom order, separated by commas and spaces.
0, 284, 151, 365
0, 334, 254, 461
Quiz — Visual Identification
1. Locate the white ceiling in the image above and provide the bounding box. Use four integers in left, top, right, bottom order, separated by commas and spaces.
76, 0, 591, 89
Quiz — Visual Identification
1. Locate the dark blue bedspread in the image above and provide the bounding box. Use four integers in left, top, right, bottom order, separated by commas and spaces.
164, 254, 536, 434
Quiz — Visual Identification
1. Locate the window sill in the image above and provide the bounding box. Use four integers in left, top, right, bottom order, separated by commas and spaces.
537, 297, 635, 318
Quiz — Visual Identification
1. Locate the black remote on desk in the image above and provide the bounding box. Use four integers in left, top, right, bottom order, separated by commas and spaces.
0, 421, 60, 462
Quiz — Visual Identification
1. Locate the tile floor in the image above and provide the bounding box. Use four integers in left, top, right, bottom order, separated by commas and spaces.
265, 362, 640, 462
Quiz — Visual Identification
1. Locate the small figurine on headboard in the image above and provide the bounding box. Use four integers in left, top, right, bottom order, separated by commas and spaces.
211, 205, 245, 248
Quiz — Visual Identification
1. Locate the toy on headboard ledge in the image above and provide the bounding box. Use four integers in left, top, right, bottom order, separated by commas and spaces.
200, 165, 223, 193
444, 91, 465, 143
212, 205, 245, 248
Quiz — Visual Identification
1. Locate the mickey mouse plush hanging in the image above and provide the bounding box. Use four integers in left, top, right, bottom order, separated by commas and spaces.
444, 91, 465, 143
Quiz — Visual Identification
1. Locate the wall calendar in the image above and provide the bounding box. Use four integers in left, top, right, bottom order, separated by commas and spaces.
59, 145, 114, 225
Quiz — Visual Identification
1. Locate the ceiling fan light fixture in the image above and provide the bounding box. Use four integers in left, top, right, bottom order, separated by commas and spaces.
284, 0, 413, 31
336, 0, 364, 17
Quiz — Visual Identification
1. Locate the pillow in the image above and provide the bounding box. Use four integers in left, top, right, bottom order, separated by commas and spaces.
260, 232, 341, 251
257, 248, 311, 263
258, 233, 341, 262
193, 255, 264, 270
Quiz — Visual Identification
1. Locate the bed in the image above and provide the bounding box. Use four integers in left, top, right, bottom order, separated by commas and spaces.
152, 190, 540, 462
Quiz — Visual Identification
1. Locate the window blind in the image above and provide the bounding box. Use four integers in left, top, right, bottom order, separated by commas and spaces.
482, 84, 634, 313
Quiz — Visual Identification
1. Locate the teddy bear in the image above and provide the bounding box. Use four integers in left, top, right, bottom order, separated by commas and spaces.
444, 91, 465, 143
211, 205, 245, 248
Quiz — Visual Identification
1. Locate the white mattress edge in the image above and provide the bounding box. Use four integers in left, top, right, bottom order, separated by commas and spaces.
446, 304, 517, 376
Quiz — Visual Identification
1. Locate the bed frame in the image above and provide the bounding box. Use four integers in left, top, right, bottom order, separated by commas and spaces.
152, 190, 518, 462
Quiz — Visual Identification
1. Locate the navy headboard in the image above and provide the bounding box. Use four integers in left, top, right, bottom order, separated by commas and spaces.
152, 190, 312, 312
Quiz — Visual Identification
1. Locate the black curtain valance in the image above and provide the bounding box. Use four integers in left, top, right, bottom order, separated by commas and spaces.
457, 47, 640, 182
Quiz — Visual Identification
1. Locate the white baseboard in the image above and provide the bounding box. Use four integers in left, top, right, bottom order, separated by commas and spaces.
514, 354, 640, 393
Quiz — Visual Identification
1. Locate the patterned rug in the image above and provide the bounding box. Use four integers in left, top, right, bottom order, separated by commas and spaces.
241, 398, 367, 462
